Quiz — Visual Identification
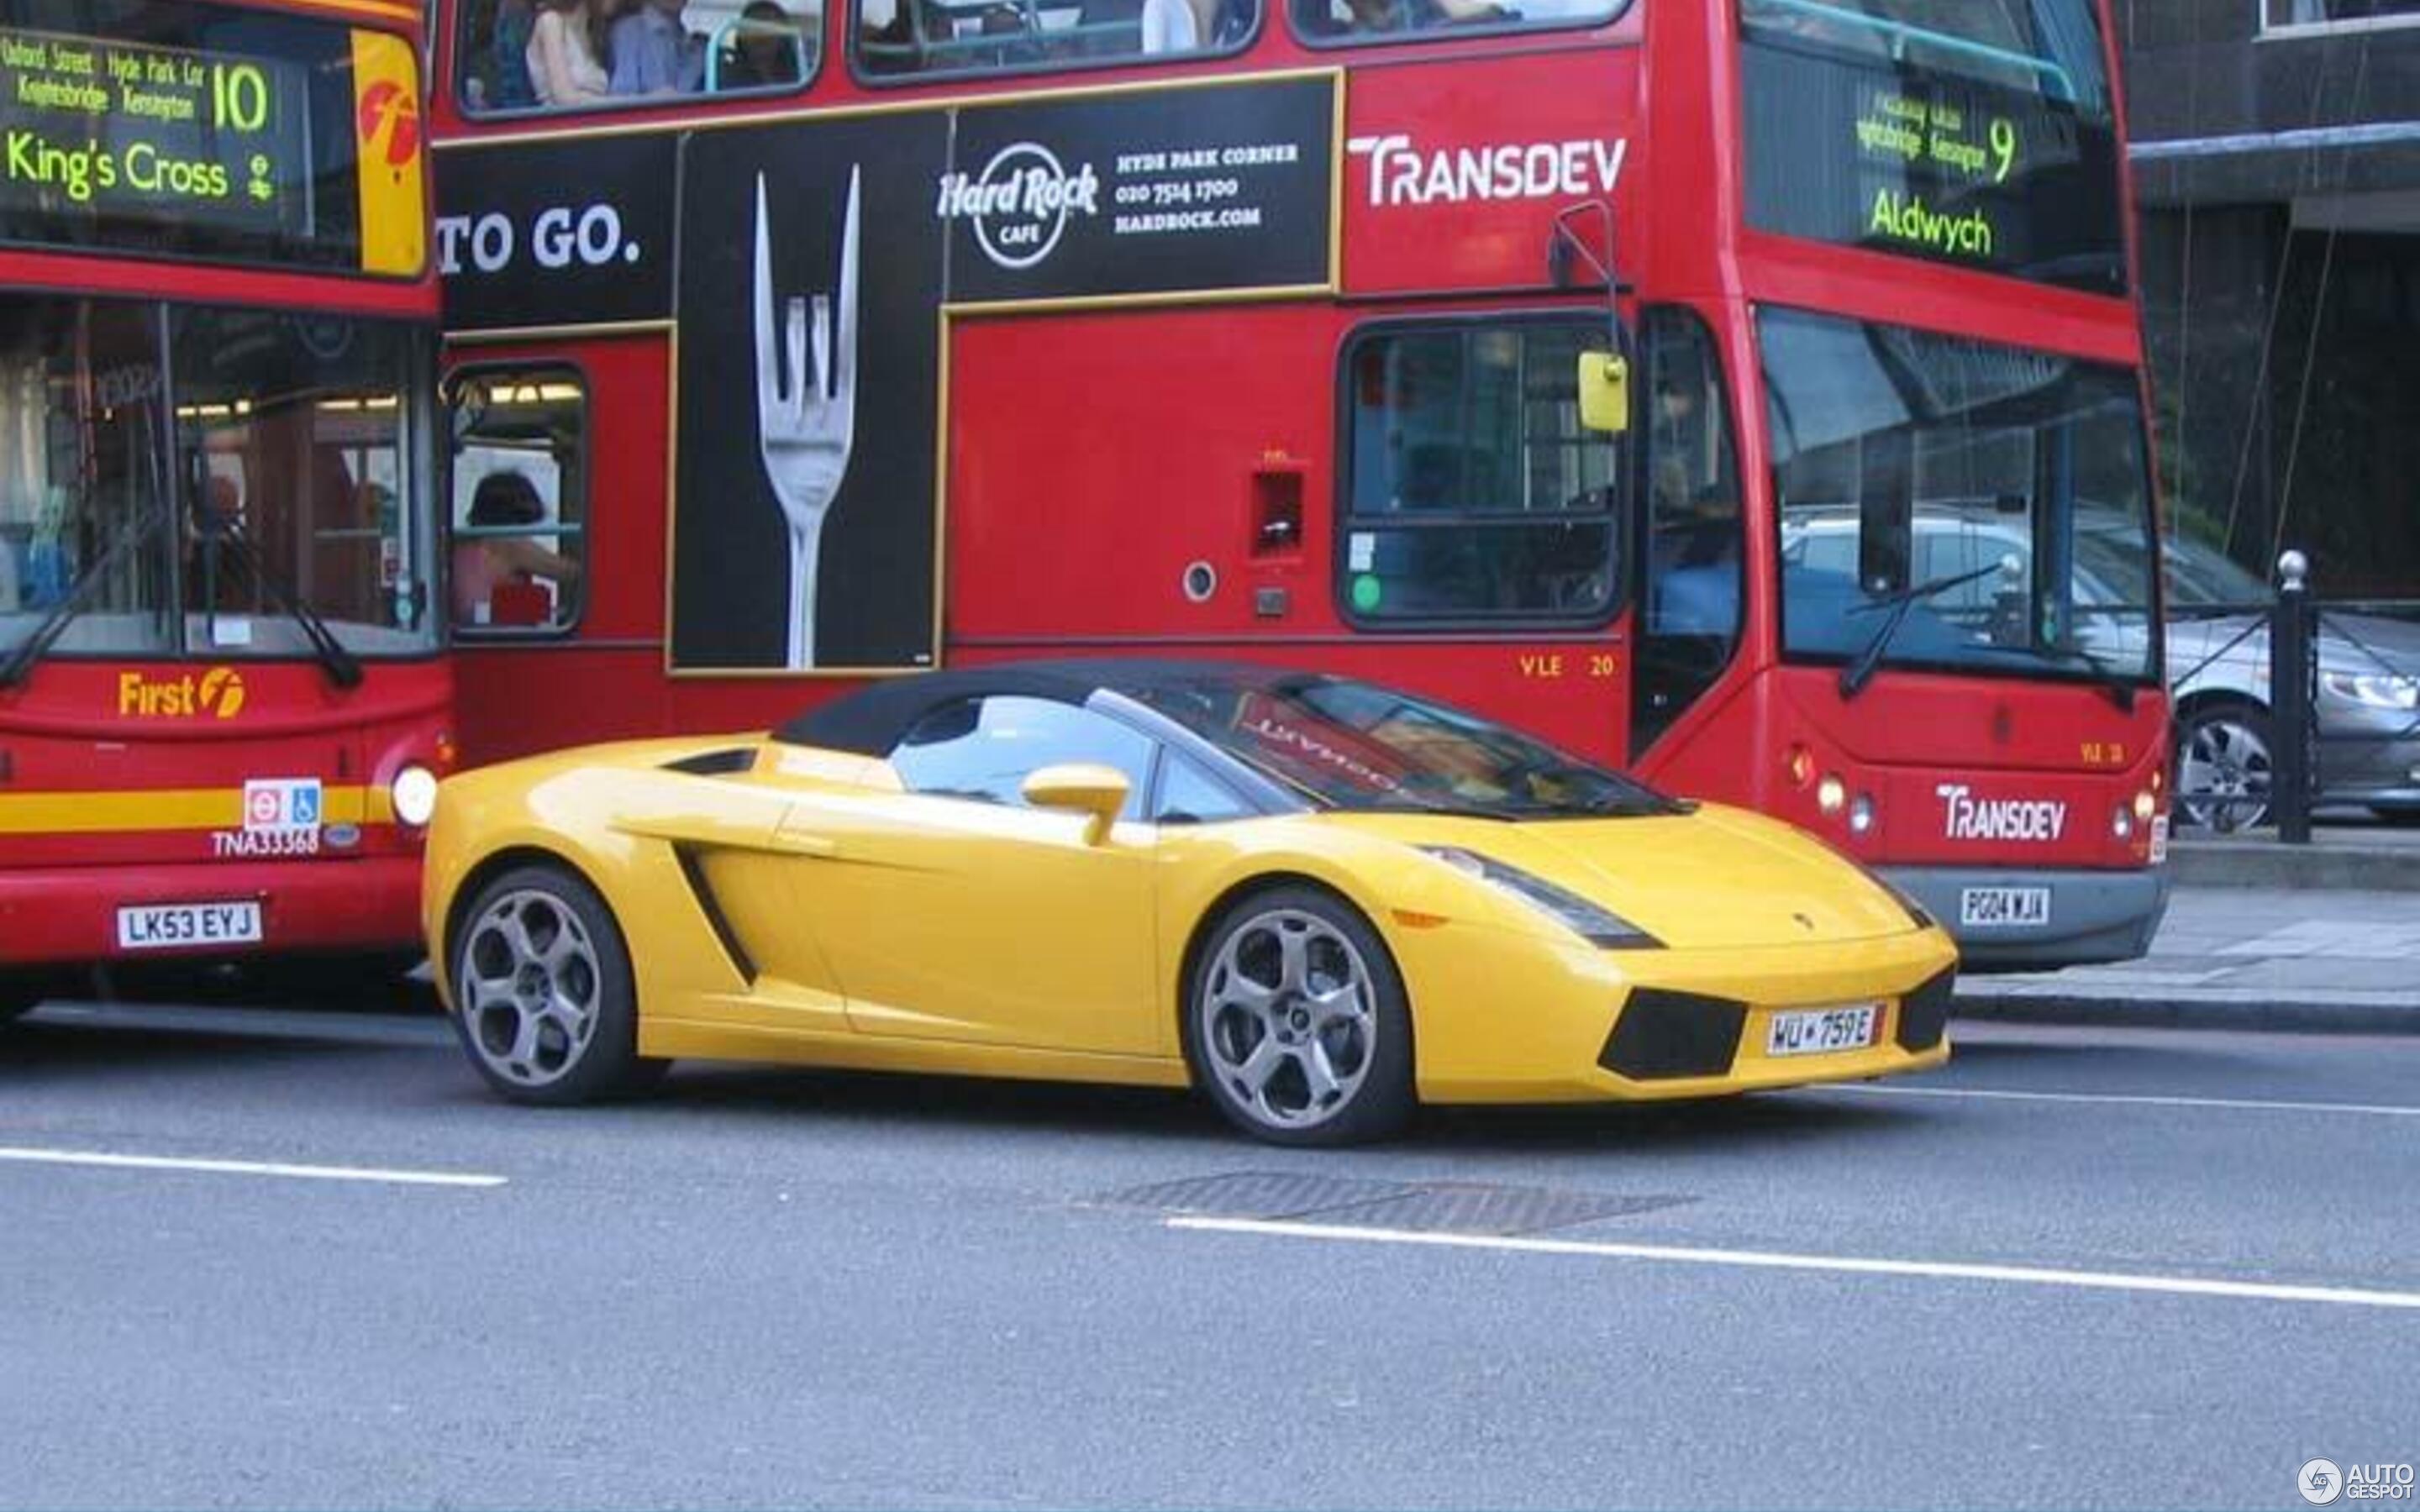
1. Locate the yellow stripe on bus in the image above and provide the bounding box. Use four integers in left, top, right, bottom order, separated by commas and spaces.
0, 785, 389, 835
350, 27, 427, 276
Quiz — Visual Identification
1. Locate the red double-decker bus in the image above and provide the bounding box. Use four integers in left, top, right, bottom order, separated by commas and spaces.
428, 0, 2168, 968
0, 0, 450, 1016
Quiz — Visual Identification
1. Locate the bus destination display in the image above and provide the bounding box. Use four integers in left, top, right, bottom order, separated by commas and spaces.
1743, 40, 2124, 295
0, 26, 308, 238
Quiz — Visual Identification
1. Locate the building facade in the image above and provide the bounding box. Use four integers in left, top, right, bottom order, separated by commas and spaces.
2121, 0, 2420, 597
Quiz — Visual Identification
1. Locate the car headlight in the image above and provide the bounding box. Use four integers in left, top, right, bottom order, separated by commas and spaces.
1419, 847, 1662, 949
2321, 672, 2420, 711
392, 764, 439, 828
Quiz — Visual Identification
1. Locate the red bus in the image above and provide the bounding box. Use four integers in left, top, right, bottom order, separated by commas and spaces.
0, 0, 450, 1016
428, 0, 2169, 969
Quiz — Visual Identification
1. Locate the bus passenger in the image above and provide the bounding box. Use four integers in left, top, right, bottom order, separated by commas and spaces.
486, 0, 541, 108
718, 1, 805, 87
610, 0, 705, 93
528, 0, 613, 106
454, 471, 581, 627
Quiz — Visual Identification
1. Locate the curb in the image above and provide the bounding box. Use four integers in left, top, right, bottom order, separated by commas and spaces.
1954, 991, 2420, 1037
2168, 838, 2420, 892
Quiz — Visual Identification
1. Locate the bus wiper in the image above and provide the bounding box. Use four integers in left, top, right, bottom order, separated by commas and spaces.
2035, 644, 2139, 712
204, 519, 363, 690
1839, 559, 2016, 701
0, 501, 169, 690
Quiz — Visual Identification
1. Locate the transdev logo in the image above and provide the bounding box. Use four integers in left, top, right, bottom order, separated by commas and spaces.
117, 667, 245, 719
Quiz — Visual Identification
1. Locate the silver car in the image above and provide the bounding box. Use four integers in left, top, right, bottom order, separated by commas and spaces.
2162, 537, 2420, 832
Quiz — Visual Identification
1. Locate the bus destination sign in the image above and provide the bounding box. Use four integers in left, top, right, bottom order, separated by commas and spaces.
0, 25, 308, 238
1744, 41, 2124, 295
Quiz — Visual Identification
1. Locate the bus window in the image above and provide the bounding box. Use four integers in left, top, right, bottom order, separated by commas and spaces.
1633, 308, 1744, 754
856, 0, 1254, 77
448, 370, 587, 634
459, 0, 818, 116
1291, 0, 1622, 45
1339, 322, 1620, 625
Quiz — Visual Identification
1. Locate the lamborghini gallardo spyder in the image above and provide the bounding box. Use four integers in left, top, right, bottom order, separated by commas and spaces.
424, 661, 1957, 1145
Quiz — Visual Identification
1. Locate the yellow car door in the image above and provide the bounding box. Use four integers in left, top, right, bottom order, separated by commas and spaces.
772, 695, 1164, 1058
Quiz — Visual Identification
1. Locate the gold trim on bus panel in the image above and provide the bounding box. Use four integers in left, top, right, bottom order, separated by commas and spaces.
492, 65, 1352, 679
447, 319, 678, 346
271, 0, 424, 25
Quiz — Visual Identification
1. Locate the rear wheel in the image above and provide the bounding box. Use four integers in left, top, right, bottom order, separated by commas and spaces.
2175, 701, 2275, 833
1185, 886, 1413, 1147
448, 864, 665, 1105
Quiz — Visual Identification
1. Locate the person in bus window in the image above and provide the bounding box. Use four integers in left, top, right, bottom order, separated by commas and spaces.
485, 0, 541, 108
528, 0, 613, 106
718, 1, 803, 87
611, 0, 705, 93
454, 470, 580, 627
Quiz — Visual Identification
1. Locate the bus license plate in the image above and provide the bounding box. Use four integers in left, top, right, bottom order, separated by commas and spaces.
115, 901, 263, 951
1768, 1004, 1880, 1058
1960, 886, 2050, 927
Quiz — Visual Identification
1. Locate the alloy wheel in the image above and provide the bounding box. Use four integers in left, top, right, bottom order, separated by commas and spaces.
459, 889, 603, 1089
1199, 908, 1377, 1133
2177, 713, 2274, 833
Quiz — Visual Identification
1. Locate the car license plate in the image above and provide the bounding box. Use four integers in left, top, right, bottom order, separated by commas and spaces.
2149, 814, 2170, 864
1768, 1003, 1881, 1058
1959, 885, 2050, 927
115, 900, 262, 951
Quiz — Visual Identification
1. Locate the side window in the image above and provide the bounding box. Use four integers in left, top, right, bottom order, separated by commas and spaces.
1154, 753, 1253, 824
1339, 323, 1620, 625
889, 696, 1156, 819
1292, 0, 1623, 45
447, 369, 587, 635
856, 0, 1256, 81
1632, 307, 1744, 756
458, 0, 817, 116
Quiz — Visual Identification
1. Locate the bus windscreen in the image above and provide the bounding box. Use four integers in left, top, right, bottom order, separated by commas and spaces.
1738, 0, 2125, 295
0, 2, 424, 276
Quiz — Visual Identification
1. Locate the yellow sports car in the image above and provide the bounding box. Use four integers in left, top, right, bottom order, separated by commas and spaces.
424, 661, 1956, 1144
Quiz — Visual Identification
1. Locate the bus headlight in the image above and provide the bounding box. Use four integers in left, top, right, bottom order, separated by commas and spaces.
1817, 775, 1847, 816
392, 764, 439, 828
2111, 804, 2134, 841
1847, 793, 1876, 834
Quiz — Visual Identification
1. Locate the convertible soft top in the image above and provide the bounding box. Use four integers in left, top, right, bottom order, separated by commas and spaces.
773, 658, 1289, 756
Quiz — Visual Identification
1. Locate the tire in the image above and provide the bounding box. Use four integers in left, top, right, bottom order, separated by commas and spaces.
446, 863, 666, 1105
2174, 701, 2275, 834
1183, 885, 1414, 1147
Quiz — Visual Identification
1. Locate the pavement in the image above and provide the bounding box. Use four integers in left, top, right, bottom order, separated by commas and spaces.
1957, 827, 2420, 1034
4, 1002, 2417, 1509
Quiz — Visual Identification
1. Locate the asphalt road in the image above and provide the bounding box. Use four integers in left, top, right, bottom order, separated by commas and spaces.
3, 991, 2416, 1510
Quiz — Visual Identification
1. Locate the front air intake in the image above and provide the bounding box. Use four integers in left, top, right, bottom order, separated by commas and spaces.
1896, 968, 1956, 1052
1599, 990, 1748, 1080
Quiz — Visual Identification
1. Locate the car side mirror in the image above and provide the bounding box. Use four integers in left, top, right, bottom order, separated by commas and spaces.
1577, 351, 1630, 435
1020, 763, 1130, 844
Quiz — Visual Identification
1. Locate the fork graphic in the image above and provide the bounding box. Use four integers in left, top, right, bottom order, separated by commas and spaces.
752, 166, 860, 669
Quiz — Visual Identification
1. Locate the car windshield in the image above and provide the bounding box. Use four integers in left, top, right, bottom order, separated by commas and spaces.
2160, 535, 2274, 611
1765, 307, 2160, 685
1124, 670, 1681, 819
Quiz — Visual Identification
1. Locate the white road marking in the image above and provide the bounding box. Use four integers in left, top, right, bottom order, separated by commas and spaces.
1829, 1084, 2420, 1118
0, 1146, 507, 1189
1170, 1216, 2420, 1310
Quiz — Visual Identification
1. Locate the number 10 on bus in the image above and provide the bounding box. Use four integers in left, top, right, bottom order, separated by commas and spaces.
212, 61, 271, 134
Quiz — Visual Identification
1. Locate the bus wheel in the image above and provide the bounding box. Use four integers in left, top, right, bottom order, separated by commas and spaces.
448, 864, 666, 1105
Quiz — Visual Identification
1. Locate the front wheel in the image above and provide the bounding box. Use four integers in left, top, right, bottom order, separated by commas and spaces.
1185, 886, 1414, 1147
2175, 701, 2275, 833
449, 864, 666, 1105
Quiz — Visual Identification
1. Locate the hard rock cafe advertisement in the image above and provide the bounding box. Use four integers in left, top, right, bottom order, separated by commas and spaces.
666, 74, 1337, 673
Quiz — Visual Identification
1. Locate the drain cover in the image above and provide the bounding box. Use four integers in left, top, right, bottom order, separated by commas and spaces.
1093, 1171, 1691, 1236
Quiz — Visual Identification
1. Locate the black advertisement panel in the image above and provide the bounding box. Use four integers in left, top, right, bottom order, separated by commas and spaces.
1742, 42, 2126, 297
943, 76, 1334, 305
672, 114, 951, 672
668, 75, 1336, 673
437, 134, 678, 332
